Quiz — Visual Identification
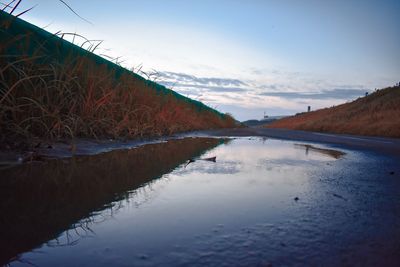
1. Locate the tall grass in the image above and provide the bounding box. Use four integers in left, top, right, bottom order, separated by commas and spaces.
268, 86, 400, 138
0, 10, 236, 146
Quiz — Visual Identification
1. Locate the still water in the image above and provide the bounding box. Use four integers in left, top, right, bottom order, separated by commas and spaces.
1, 137, 399, 266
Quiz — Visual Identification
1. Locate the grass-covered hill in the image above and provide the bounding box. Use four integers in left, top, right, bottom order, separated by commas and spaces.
268, 85, 400, 138
0, 10, 235, 147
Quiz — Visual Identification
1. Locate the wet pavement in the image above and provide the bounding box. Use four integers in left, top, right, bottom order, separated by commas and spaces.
1, 136, 399, 266
197, 128, 400, 156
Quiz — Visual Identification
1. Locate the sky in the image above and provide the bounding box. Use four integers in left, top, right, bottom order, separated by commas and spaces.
5, 0, 400, 121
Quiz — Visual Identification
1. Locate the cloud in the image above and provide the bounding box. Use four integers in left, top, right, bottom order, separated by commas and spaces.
158, 71, 247, 87
259, 88, 370, 100
157, 71, 250, 94
153, 69, 372, 120
159, 81, 247, 93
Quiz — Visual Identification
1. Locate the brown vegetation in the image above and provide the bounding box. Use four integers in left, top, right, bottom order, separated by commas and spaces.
0, 10, 236, 148
268, 86, 400, 138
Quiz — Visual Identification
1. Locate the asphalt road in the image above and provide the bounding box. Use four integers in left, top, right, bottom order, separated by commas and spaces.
198, 127, 400, 157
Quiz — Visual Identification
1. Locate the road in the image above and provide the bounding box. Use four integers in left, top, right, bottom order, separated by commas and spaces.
196, 127, 400, 157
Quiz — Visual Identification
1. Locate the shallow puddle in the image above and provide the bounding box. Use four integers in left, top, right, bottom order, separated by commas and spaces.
1, 137, 399, 266
294, 143, 345, 159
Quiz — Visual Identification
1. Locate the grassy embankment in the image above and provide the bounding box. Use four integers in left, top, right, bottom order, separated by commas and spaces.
0, 10, 236, 149
268, 85, 400, 138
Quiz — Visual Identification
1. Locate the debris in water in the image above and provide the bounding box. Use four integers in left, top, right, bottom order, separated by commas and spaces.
200, 156, 216, 162
332, 193, 348, 201
389, 171, 395, 175
294, 197, 299, 201
184, 156, 216, 168
184, 158, 195, 168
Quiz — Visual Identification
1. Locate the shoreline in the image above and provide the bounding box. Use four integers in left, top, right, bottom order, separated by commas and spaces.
196, 127, 400, 157
1, 127, 400, 168
0, 135, 202, 167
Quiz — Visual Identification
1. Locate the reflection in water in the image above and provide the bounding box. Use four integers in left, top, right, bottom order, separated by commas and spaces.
0, 138, 224, 265
2, 137, 398, 267
294, 143, 345, 159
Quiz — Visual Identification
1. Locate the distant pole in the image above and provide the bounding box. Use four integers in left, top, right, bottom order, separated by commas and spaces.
307, 106, 311, 112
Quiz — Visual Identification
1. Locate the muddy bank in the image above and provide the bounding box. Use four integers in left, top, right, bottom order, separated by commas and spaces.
0, 135, 204, 169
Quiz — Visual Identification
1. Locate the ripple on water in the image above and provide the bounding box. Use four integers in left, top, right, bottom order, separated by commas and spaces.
3, 137, 399, 267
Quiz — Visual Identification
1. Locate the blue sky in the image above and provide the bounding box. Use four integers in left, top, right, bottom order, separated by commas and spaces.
6, 0, 400, 120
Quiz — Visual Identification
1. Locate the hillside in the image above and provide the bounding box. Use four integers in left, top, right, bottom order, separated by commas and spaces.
268, 86, 400, 138
0, 10, 235, 147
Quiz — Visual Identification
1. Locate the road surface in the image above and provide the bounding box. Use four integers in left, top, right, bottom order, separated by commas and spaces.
196, 127, 400, 157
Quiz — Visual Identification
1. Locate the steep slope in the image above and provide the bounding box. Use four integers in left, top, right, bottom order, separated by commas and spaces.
0, 10, 235, 145
268, 86, 400, 138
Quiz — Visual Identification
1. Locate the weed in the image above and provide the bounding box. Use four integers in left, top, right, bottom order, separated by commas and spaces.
268, 86, 400, 138
0, 10, 236, 147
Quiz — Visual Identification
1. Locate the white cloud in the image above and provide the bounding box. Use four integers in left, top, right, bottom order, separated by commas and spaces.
156, 70, 372, 120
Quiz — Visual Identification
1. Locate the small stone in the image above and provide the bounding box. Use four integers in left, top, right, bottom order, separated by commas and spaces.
138, 254, 149, 260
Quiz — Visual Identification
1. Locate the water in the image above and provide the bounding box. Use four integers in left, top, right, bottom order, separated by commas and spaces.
1, 137, 399, 266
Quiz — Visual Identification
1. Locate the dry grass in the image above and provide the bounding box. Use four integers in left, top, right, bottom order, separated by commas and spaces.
268, 86, 400, 138
0, 11, 236, 147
